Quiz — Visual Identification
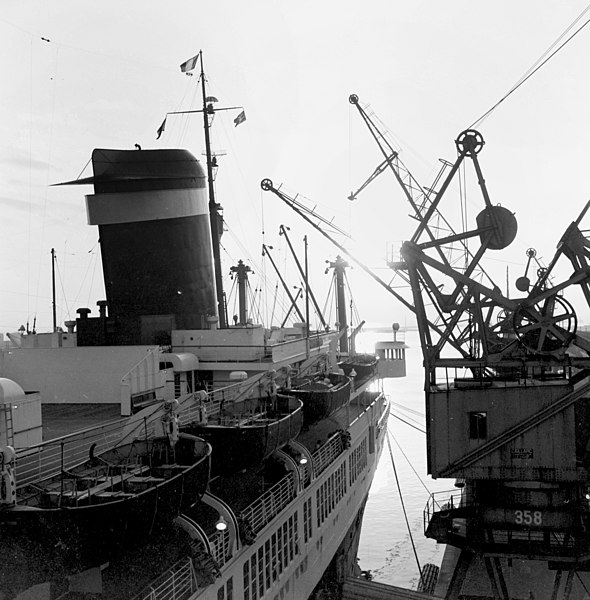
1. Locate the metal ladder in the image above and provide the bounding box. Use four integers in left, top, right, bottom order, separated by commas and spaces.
2, 405, 13, 446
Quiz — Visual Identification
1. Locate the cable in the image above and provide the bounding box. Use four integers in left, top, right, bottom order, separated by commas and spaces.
389, 425, 433, 498
576, 570, 590, 595
389, 411, 426, 434
390, 409, 425, 431
394, 408, 425, 427
0, 17, 178, 75
385, 430, 425, 589
389, 400, 425, 418
470, 7, 590, 129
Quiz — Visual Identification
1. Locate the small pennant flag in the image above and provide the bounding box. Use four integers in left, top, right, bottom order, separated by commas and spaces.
156, 117, 167, 140
180, 53, 200, 73
234, 110, 246, 127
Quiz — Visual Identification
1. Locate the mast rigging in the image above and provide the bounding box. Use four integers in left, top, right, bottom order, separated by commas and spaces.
159, 51, 246, 329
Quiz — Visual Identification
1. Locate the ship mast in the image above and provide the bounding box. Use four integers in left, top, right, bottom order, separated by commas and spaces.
162, 59, 245, 329
198, 51, 227, 329
229, 259, 252, 325
51, 248, 57, 332
328, 255, 350, 354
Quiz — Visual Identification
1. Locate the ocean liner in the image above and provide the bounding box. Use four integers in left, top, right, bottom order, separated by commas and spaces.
0, 55, 407, 599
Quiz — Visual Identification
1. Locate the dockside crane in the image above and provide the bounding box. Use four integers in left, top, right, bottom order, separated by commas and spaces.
350, 96, 590, 595
266, 93, 590, 595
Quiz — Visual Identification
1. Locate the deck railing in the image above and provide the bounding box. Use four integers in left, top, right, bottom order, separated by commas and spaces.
14, 417, 136, 488
178, 372, 276, 425
490, 528, 576, 550
423, 489, 464, 533
312, 431, 345, 478
14, 376, 271, 488
179, 396, 223, 425
240, 472, 296, 533
133, 557, 197, 600
179, 399, 273, 428
209, 528, 232, 567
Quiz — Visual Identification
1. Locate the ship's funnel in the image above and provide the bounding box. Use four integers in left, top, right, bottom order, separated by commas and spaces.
84, 148, 218, 344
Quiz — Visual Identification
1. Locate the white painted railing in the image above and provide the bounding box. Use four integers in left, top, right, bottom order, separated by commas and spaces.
209, 528, 231, 567
312, 431, 345, 477
240, 472, 296, 533
15, 417, 132, 488
133, 557, 197, 600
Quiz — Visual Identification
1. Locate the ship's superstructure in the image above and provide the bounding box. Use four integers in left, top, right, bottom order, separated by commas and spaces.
0, 58, 408, 600
133, 386, 393, 600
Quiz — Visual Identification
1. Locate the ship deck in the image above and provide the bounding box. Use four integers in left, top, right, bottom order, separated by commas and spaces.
8, 385, 386, 599
297, 396, 369, 450
41, 403, 122, 440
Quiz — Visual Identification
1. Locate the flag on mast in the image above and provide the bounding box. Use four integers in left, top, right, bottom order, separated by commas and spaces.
180, 53, 200, 73
234, 110, 246, 127
156, 117, 167, 140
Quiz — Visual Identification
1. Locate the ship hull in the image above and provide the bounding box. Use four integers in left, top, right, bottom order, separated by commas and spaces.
190, 391, 389, 600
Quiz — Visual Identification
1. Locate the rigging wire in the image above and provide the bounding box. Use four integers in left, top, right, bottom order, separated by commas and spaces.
389, 400, 425, 419
389, 411, 426, 434
470, 5, 590, 129
54, 253, 70, 324
389, 404, 426, 426
0, 17, 178, 75
248, 282, 263, 324
75, 157, 92, 181
260, 188, 269, 327
85, 246, 100, 310
174, 76, 199, 147
27, 36, 33, 326
459, 160, 467, 270
576, 570, 590, 595
385, 430, 425, 589
320, 275, 336, 329
388, 427, 442, 509
220, 230, 293, 325
344, 270, 363, 329
226, 275, 239, 322
270, 282, 279, 326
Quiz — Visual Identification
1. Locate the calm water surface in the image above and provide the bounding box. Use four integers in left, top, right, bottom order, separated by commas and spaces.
358, 328, 453, 590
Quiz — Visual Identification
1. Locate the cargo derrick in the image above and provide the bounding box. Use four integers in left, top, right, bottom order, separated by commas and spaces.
349, 95, 590, 579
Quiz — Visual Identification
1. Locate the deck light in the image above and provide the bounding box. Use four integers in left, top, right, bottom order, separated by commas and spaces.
216, 516, 228, 531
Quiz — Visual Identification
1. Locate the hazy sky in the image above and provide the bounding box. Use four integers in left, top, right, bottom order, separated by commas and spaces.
2, 1, 590, 333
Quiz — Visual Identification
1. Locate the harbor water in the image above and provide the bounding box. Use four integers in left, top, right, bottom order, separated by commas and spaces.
358, 328, 452, 589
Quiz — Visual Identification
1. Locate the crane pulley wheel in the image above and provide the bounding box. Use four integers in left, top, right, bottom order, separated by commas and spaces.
456, 129, 485, 155
513, 295, 577, 354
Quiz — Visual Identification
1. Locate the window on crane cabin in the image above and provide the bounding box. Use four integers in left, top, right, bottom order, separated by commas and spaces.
469, 411, 488, 440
